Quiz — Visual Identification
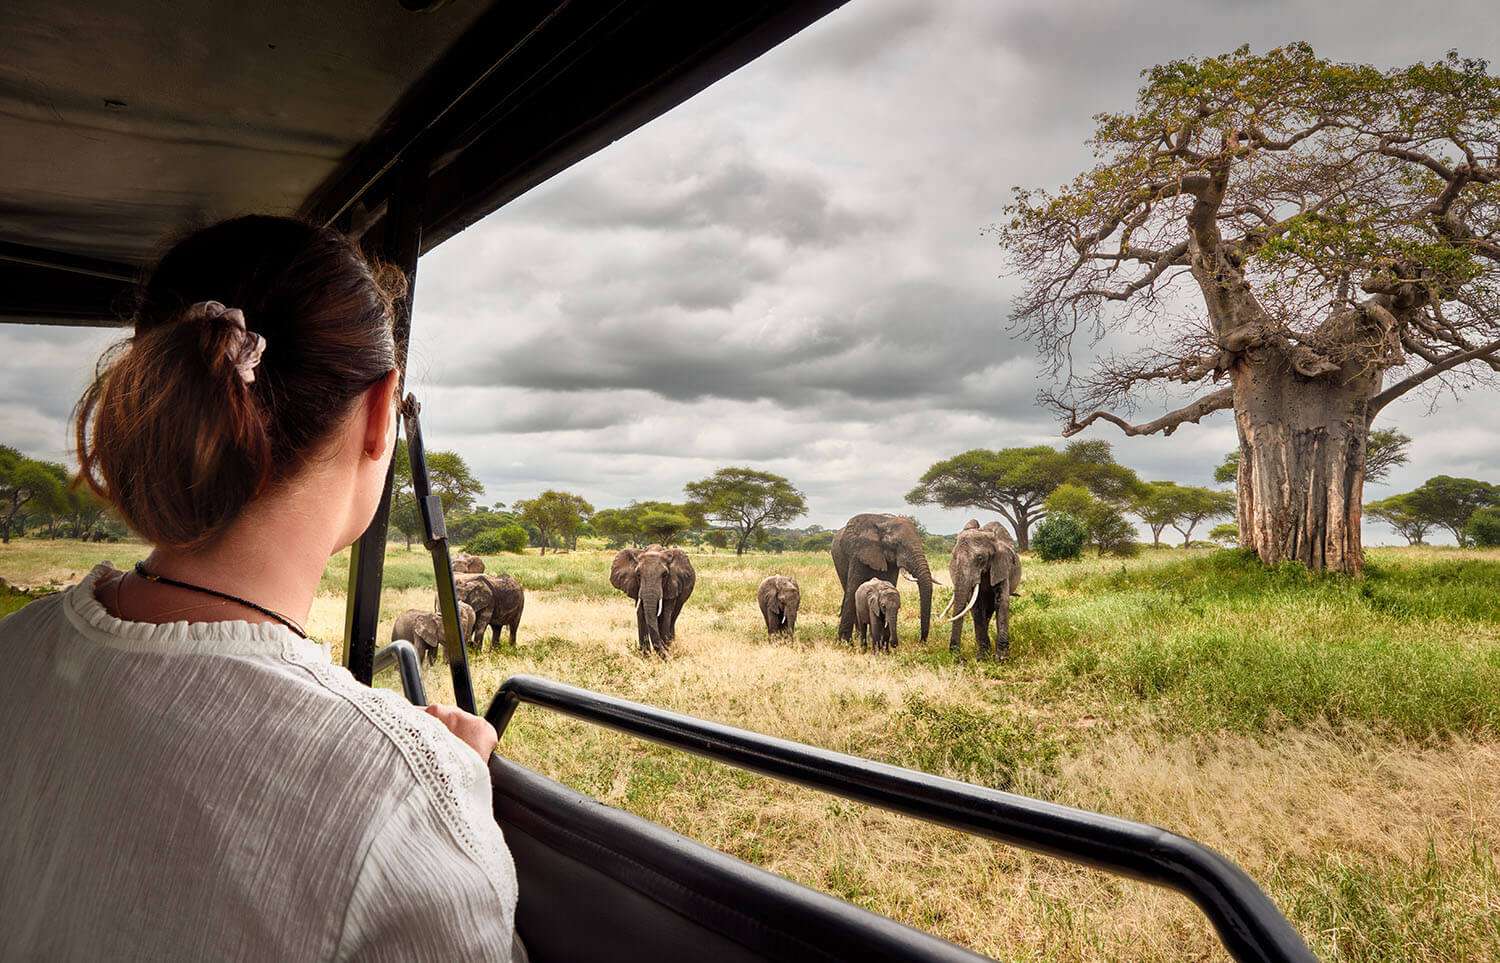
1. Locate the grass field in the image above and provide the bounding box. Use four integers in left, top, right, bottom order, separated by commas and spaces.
3, 539, 1498, 961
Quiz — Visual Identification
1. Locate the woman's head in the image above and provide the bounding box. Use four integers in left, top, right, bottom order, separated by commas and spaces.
75, 215, 404, 552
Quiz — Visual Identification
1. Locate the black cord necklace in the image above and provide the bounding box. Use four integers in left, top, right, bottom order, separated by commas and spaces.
133, 561, 309, 638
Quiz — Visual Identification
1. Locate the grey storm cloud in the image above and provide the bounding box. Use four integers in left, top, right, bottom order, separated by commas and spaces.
3, 0, 1498, 541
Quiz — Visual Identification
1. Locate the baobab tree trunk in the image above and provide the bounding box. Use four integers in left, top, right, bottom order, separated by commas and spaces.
1232, 351, 1376, 575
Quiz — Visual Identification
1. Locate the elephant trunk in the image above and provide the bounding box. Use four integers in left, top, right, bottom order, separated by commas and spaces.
640, 586, 665, 652
901, 547, 934, 642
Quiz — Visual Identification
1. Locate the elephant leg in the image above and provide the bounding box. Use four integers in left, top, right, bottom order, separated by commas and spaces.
837, 568, 865, 642
973, 590, 993, 659
763, 607, 779, 635
508, 619, 519, 647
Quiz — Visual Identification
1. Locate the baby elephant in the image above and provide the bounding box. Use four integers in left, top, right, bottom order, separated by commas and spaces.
756, 575, 801, 636
854, 578, 900, 653
391, 601, 476, 666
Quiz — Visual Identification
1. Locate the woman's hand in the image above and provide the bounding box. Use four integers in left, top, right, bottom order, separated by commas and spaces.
424, 703, 498, 760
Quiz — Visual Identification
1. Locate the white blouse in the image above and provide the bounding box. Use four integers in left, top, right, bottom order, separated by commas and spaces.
0, 564, 518, 961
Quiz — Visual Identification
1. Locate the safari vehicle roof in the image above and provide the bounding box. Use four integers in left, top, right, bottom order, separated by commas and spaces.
0, 0, 847, 328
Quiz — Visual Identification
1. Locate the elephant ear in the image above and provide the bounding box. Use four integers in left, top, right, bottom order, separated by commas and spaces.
846, 529, 889, 571
610, 549, 640, 596
662, 548, 692, 596
992, 543, 1020, 589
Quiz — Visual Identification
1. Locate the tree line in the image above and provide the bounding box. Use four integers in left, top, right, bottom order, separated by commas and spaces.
0, 446, 124, 544
9, 426, 1493, 555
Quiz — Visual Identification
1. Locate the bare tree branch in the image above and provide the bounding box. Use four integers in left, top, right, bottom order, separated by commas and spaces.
1061, 388, 1236, 438
1367, 336, 1500, 417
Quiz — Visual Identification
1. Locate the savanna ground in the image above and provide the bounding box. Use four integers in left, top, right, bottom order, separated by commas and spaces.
3, 540, 1498, 961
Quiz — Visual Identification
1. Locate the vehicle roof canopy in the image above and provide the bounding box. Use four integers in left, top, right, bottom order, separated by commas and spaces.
1, 0, 844, 327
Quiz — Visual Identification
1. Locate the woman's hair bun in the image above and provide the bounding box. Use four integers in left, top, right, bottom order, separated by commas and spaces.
75, 216, 402, 551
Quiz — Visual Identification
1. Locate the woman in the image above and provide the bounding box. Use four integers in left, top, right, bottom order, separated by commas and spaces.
0, 217, 519, 960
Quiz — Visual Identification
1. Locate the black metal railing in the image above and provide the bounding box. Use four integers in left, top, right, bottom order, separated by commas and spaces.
373, 640, 428, 706
488, 674, 1316, 963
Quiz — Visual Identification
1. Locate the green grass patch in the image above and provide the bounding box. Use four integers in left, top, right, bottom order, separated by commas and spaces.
890, 693, 1063, 790
1281, 842, 1500, 962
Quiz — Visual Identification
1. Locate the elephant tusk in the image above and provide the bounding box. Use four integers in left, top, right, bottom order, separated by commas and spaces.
657, 598, 663, 618
937, 594, 955, 618
949, 584, 980, 623
901, 571, 918, 583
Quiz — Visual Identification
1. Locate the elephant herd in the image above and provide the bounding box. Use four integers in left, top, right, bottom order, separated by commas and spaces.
832, 514, 1021, 659
393, 514, 1021, 665
390, 553, 526, 665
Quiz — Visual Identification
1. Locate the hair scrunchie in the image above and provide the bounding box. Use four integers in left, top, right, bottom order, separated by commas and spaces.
187, 300, 266, 384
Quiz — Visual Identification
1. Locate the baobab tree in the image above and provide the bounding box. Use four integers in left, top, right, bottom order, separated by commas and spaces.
998, 46, 1500, 573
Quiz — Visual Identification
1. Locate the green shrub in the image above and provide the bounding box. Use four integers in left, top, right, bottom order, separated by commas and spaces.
1465, 507, 1500, 547
467, 524, 529, 555
1034, 513, 1087, 561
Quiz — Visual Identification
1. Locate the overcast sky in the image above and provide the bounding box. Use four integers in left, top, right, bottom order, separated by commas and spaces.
3, 0, 1498, 543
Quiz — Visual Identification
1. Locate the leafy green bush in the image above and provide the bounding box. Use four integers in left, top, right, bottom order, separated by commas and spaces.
1465, 506, 1500, 547
1034, 513, 1087, 560
467, 524, 529, 555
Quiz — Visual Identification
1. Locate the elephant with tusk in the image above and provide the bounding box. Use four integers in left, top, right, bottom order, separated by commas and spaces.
946, 519, 1022, 660
854, 578, 900, 653
610, 545, 696, 657
756, 575, 801, 637
391, 602, 476, 666
832, 513, 935, 644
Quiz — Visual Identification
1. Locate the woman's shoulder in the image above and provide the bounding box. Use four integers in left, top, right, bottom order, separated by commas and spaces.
0, 584, 69, 640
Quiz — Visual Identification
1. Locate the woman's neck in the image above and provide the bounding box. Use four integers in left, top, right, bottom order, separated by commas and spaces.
141, 487, 348, 628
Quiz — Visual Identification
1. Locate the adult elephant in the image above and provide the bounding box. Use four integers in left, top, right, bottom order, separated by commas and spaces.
478, 574, 524, 648
831, 513, 934, 644
610, 545, 696, 657
946, 519, 1022, 660
453, 573, 497, 649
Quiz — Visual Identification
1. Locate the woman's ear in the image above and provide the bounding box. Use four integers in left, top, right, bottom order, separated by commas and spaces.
362, 370, 400, 460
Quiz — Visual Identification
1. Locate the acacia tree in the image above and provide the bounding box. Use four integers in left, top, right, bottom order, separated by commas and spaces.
0, 446, 68, 543
906, 441, 1140, 550
684, 467, 806, 556
999, 46, 1500, 573
1365, 493, 1434, 544
1402, 475, 1500, 545
390, 440, 486, 550
514, 490, 594, 554
1168, 487, 1237, 547
1132, 480, 1188, 546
